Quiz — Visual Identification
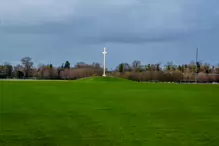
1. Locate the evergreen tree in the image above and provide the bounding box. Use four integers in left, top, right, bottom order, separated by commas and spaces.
64, 61, 70, 69
119, 63, 124, 73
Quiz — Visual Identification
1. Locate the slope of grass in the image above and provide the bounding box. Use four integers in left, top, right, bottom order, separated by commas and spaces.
76, 76, 132, 83
1, 78, 219, 146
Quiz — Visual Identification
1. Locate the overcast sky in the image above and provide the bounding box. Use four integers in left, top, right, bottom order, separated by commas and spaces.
0, 0, 219, 68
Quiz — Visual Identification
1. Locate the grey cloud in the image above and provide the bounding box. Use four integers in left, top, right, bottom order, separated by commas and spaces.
1, 0, 219, 44
0, 0, 76, 25
0, 0, 219, 68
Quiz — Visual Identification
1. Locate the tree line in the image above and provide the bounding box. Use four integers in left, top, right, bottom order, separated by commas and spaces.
0, 57, 219, 82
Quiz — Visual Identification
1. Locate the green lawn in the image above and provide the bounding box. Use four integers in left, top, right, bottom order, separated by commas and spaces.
1, 77, 219, 146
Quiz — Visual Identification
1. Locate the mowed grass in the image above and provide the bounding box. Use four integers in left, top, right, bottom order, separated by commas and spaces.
1, 77, 219, 146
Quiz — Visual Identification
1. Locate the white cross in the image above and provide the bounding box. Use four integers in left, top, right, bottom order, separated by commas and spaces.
102, 47, 107, 77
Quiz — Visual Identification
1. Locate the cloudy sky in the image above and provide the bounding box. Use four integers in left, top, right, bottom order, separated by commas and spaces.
0, 0, 219, 68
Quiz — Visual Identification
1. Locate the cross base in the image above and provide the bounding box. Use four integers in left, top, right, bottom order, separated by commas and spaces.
102, 74, 106, 77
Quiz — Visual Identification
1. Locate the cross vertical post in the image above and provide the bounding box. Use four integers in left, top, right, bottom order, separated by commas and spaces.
102, 47, 107, 77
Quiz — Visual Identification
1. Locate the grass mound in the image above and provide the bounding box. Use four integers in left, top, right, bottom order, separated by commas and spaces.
76, 76, 131, 83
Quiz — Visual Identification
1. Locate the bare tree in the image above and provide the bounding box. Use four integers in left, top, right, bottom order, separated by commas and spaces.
21, 57, 34, 77
92, 62, 101, 68
203, 63, 210, 74
216, 64, 219, 74
75, 62, 86, 68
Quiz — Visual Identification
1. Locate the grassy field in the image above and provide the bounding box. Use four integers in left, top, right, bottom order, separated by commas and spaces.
1, 77, 219, 146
